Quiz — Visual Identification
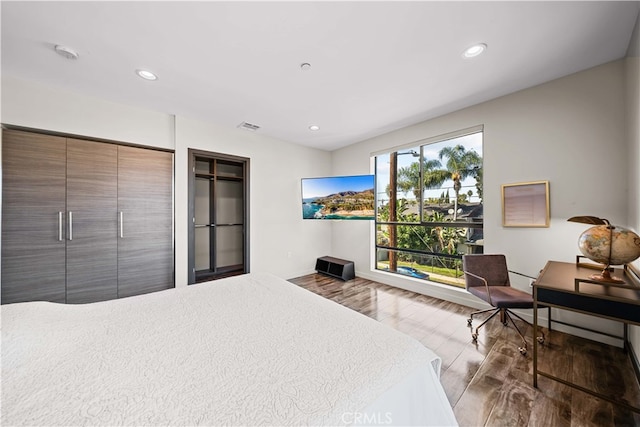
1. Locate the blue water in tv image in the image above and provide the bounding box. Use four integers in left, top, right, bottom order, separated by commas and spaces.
301, 175, 375, 220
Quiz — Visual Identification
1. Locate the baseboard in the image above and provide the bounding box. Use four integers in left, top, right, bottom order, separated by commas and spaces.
356, 269, 483, 309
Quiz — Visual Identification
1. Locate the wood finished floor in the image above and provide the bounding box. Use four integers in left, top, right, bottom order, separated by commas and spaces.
288, 274, 640, 427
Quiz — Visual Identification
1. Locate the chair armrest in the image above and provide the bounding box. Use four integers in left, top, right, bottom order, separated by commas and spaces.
508, 270, 538, 280
464, 270, 493, 306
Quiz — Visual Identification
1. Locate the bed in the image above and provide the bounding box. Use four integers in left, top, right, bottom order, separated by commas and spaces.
2, 272, 458, 426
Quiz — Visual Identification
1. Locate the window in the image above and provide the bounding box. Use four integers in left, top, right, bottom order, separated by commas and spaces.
375, 127, 483, 288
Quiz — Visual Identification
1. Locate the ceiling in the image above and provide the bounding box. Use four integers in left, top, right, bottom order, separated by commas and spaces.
2, 1, 639, 151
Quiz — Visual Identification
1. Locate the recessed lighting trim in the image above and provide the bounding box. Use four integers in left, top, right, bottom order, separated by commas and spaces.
136, 69, 158, 81
462, 43, 487, 58
309, 125, 320, 131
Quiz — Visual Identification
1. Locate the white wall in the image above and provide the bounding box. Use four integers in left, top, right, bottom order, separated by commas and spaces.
173, 116, 332, 285
1, 77, 175, 150
1, 76, 333, 287
625, 11, 640, 363
332, 59, 630, 344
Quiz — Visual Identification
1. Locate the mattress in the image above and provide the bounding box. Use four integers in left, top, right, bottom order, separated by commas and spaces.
1, 272, 457, 426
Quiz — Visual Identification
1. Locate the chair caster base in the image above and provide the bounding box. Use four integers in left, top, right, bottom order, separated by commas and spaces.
467, 318, 472, 326
518, 347, 527, 356
537, 337, 545, 344
471, 333, 478, 342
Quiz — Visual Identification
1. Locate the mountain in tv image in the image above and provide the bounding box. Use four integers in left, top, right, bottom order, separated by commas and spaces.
303, 189, 375, 220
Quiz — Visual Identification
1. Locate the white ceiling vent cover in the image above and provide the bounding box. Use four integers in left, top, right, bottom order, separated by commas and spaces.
237, 122, 260, 132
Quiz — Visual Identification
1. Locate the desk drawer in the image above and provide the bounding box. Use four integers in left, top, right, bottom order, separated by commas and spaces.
537, 287, 640, 325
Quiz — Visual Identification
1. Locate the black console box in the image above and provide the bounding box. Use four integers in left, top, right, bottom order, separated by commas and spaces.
315, 256, 355, 281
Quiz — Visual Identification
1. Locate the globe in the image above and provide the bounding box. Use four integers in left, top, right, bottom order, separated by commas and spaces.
577, 225, 640, 266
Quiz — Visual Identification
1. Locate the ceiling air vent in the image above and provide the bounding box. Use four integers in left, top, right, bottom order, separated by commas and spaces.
237, 121, 260, 132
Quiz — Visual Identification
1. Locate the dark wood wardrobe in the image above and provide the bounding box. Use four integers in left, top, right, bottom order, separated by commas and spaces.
1, 128, 174, 304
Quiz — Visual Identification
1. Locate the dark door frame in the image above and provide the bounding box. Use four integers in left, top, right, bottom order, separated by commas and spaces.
187, 148, 250, 284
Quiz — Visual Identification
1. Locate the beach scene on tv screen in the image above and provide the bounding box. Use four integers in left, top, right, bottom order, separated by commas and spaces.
302, 175, 375, 220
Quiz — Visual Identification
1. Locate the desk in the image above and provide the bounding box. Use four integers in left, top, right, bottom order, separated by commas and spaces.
533, 260, 640, 413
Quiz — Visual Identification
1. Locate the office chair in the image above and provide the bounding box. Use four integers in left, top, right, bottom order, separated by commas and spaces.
462, 254, 546, 355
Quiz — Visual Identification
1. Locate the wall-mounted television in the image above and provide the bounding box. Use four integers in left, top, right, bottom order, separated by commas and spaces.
301, 174, 375, 220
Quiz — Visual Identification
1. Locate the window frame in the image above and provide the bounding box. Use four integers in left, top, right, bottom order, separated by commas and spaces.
373, 126, 483, 287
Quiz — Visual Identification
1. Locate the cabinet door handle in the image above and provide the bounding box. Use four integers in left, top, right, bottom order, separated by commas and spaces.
68, 211, 73, 241
119, 211, 124, 238
58, 212, 63, 241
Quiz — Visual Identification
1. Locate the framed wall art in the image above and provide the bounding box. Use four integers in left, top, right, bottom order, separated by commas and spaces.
501, 181, 550, 227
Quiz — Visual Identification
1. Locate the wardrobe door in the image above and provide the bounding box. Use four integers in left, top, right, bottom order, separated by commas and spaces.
65, 139, 118, 303
1, 130, 67, 304
117, 146, 173, 297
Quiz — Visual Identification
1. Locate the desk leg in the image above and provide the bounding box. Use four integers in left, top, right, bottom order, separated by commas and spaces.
533, 287, 538, 388
624, 323, 629, 353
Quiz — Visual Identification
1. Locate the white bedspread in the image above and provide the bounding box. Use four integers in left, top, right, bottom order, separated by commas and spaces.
2, 272, 457, 426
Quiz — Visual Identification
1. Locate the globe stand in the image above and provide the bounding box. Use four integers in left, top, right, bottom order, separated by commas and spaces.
589, 266, 624, 284
589, 224, 625, 283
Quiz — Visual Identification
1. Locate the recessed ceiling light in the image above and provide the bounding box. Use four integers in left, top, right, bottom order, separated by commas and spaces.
135, 69, 158, 81
462, 43, 487, 59
309, 125, 320, 131
300, 62, 311, 71
54, 45, 79, 60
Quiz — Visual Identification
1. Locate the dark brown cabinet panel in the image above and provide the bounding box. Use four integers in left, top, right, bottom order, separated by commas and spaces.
1, 130, 67, 303
1, 129, 174, 304
117, 146, 173, 298
65, 139, 118, 303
